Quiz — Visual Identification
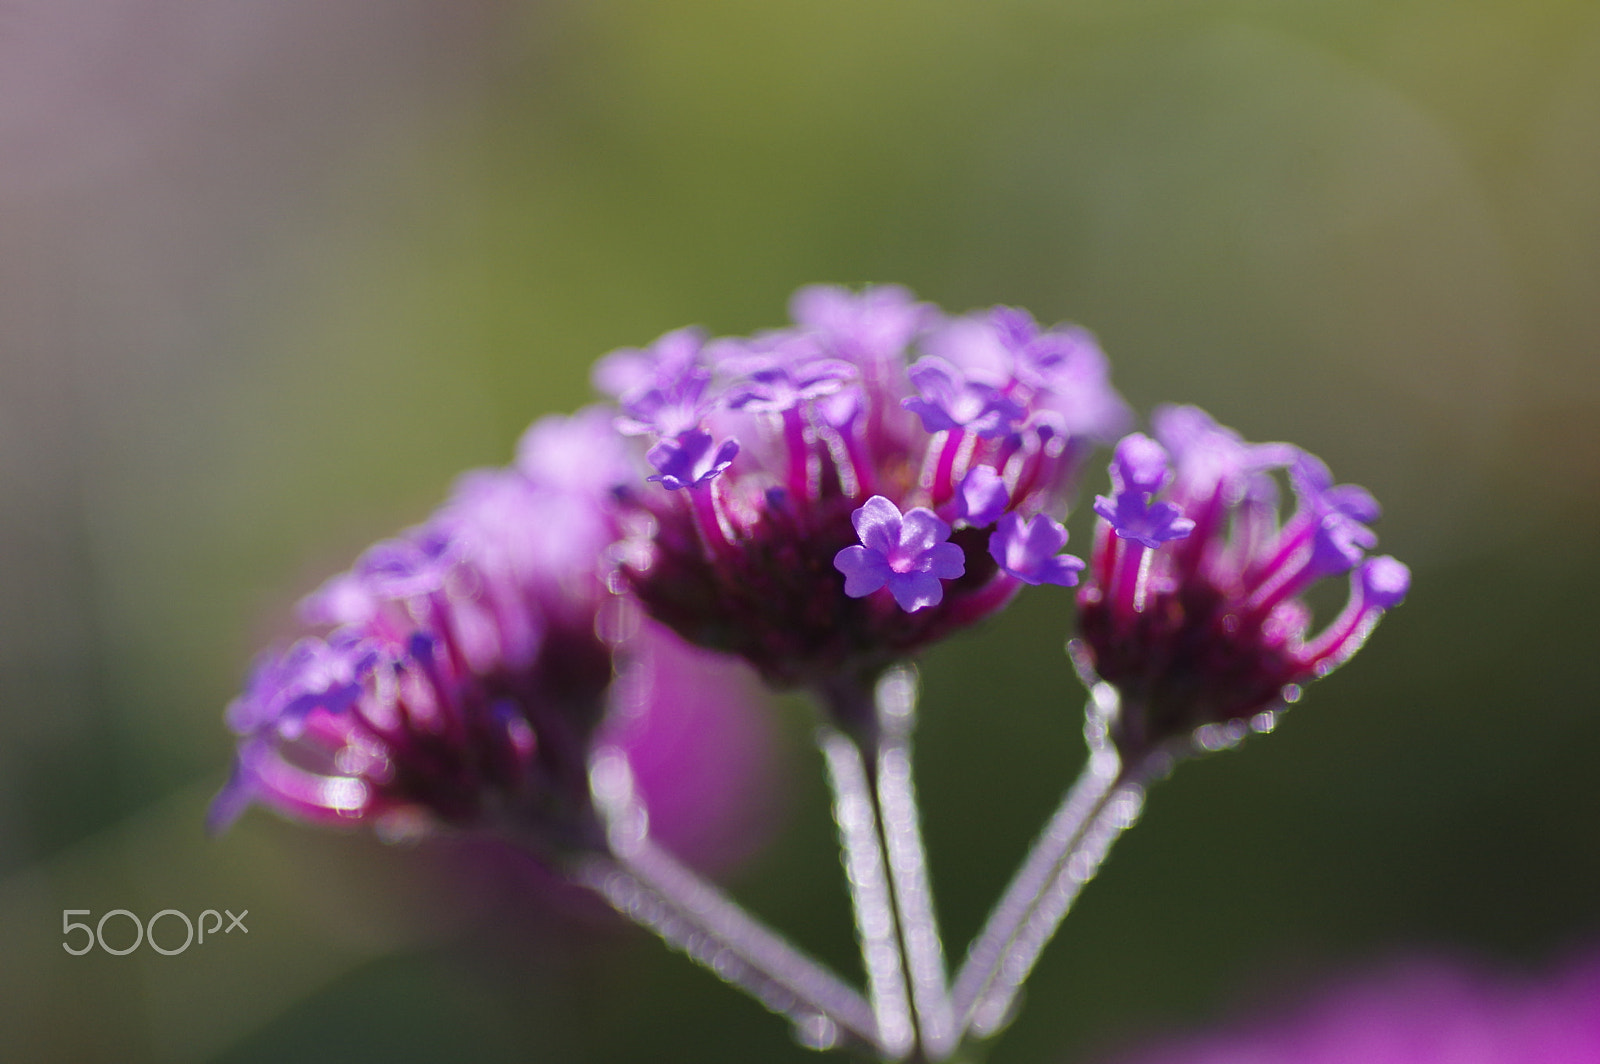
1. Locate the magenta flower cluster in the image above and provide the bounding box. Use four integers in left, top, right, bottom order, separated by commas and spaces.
1076, 406, 1409, 758
607, 286, 1128, 693
214, 283, 1407, 849
210, 284, 1411, 1061
210, 411, 751, 856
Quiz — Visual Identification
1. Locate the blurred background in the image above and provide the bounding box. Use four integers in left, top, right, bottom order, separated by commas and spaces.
2, 1, 1598, 1061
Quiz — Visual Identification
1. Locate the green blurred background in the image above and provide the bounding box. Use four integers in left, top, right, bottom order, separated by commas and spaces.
3, 1, 1598, 1061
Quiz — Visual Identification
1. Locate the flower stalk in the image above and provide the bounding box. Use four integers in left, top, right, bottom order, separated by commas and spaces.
873, 668, 957, 1059
583, 747, 882, 1052
821, 726, 917, 1058
819, 665, 955, 1061
950, 691, 1153, 1040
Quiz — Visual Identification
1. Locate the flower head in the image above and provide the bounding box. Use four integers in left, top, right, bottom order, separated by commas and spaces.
607, 286, 1129, 693
1075, 407, 1408, 760
210, 413, 632, 855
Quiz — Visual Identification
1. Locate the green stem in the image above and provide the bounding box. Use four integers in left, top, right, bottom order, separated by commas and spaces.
950, 680, 1152, 1041
582, 746, 880, 1052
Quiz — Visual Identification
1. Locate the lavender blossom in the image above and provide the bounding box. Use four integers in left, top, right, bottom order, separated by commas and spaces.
1075, 406, 1409, 760
647, 429, 740, 491
902, 356, 1026, 438
988, 511, 1085, 587
606, 285, 1131, 698
835, 495, 967, 612
952, 465, 1010, 528
1092, 433, 1196, 549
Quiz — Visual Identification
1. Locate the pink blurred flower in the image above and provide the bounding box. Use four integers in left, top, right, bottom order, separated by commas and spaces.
602, 622, 785, 875
1100, 952, 1600, 1064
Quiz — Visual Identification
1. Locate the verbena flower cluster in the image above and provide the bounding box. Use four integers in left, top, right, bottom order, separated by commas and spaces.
1076, 407, 1410, 759
211, 414, 631, 851
603, 286, 1130, 699
212, 284, 1410, 1060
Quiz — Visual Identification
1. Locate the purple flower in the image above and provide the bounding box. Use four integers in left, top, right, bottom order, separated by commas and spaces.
1092, 434, 1196, 549
598, 327, 714, 438
1101, 953, 1600, 1064
515, 405, 636, 494
788, 283, 935, 366
1093, 490, 1196, 550
1107, 432, 1175, 496
953, 465, 1010, 528
211, 413, 628, 853
597, 622, 782, 873
646, 430, 740, 490
219, 629, 381, 741
722, 348, 857, 415
987, 511, 1085, 587
297, 533, 456, 630
1076, 406, 1408, 759
924, 306, 1133, 443
610, 284, 1131, 693
902, 356, 1026, 438
834, 496, 966, 612
1282, 451, 1382, 583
